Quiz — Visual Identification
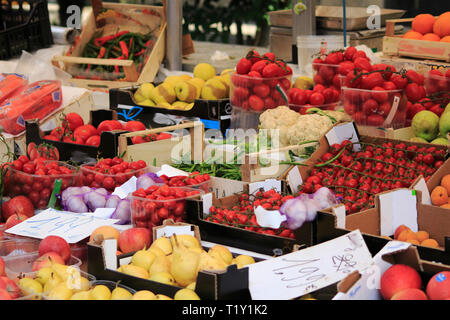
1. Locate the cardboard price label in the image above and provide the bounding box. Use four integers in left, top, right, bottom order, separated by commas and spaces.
248, 229, 373, 300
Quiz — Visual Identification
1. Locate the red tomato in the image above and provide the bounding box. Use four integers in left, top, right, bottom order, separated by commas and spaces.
124, 121, 146, 132
74, 124, 97, 141
85, 135, 101, 147
63, 113, 84, 131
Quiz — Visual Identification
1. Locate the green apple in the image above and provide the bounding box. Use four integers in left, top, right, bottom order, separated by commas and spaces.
410, 136, 429, 143
430, 136, 448, 145
439, 109, 450, 138
411, 110, 440, 142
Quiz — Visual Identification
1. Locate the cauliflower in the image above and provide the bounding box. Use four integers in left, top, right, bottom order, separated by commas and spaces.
286, 113, 334, 155
259, 106, 300, 146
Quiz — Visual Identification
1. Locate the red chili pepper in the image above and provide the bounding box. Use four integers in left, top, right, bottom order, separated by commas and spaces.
119, 41, 129, 59
134, 48, 145, 57
97, 47, 106, 58
94, 31, 130, 47
145, 39, 154, 47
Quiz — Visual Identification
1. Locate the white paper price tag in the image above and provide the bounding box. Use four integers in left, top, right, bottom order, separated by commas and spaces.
325, 122, 361, 152
379, 189, 418, 236
254, 206, 286, 229
112, 176, 137, 199
248, 230, 373, 300
202, 193, 213, 215
157, 164, 189, 178
287, 166, 303, 193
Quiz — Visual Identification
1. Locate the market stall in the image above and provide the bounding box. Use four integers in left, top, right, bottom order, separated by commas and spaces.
0, 0, 449, 304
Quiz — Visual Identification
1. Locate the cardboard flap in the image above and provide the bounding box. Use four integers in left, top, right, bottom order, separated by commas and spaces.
410, 176, 432, 205
332, 205, 346, 229
325, 122, 361, 152
286, 166, 303, 194
381, 246, 423, 272
103, 238, 118, 270
336, 270, 362, 294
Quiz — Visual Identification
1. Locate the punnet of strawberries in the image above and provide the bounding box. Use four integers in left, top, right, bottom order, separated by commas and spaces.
299, 139, 447, 215
205, 189, 297, 239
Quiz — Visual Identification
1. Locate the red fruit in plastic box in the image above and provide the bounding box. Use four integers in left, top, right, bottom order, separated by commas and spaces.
419, 97, 433, 109
251, 60, 269, 74
333, 74, 342, 89
312, 58, 323, 70
231, 95, 243, 107
338, 61, 355, 76
248, 95, 265, 111
313, 84, 325, 93
344, 101, 357, 115
318, 65, 335, 82
262, 52, 275, 61
344, 46, 357, 61
353, 111, 366, 124
383, 81, 397, 90
279, 78, 291, 91
264, 97, 276, 109
241, 100, 250, 110
405, 83, 423, 102
344, 71, 361, 88
426, 271, 450, 300
322, 88, 335, 103
324, 52, 340, 65
362, 72, 384, 89
362, 99, 379, 115
367, 114, 385, 126
407, 103, 426, 119
233, 86, 250, 100
391, 74, 408, 89
288, 88, 307, 105
378, 101, 392, 117
406, 70, 424, 85
253, 84, 270, 98
352, 50, 367, 60
371, 86, 389, 103
236, 58, 252, 74
310, 92, 325, 106
247, 71, 263, 86
353, 57, 372, 71
380, 264, 422, 300
262, 63, 282, 78
247, 50, 261, 64
313, 73, 325, 85
429, 104, 445, 117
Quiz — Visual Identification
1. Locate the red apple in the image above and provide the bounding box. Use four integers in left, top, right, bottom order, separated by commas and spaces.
0, 276, 20, 299
0, 257, 5, 277
118, 227, 151, 254
31, 252, 65, 272
1, 196, 34, 221
38, 235, 71, 263
426, 271, 450, 300
380, 264, 422, 300
391, 288, 428, 300
5, 213, 28, 229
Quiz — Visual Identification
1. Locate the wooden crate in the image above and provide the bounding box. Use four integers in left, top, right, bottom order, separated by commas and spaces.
118, 121, 205, 165
0, 88, 95, 160
383, 18, 450, 62
379, 55, 450, 75
51, 2, 166, 90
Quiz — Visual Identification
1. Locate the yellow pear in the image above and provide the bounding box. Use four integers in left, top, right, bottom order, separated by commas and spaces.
188, 247, 204, 255
147, 247, 166, 257
198, 251, 228, 272
132, 290, 156, 300
111, 287, 133, 300
18, 278, 43, 297
233, 255, 255, 268
117, 264, 149, 279
133, 91, 146, 103
201, 78, 227, 100
156, 294, 173, 300
220, 68, 234, 76
186, 282, 196, 290
43, 272, 62, 294
89, 285, 111, 300
214, 75, 230, 96
150, 237, 173, 255
51, 263, 71, 280
156, 102, 173, 109
170, 234, 200, 287
149, 271, 176, 286
172, 101, 189, 110
163, 75, 184, 87
208, 245, 233, 265
35, 267, 53, 285
174, 288, 201, 300
175, 81, 199, 103
70, 291, 91, 300
47, 283, 73, 300
139, 99, 156, 107
131, 248, 156, 271
179, 74, 193, 81
166, 254, 173, 265
170, 234, 201, 250
67, 276, 91, 293
148, 255, 171, 277
188, 78, 205, 95
137, 82, 155, 100
185, 103, 195, 111
150, 83, 176, 104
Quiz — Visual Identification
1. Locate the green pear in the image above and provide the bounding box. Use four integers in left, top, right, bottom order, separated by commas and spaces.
410, 136, 429, 143
411, 110, 439, 141
439, 109, 450, 138
431, 136, 448, 145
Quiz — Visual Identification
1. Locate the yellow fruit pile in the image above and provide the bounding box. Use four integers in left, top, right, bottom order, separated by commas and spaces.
117, 234, 255, 294
133, 63, 232, 110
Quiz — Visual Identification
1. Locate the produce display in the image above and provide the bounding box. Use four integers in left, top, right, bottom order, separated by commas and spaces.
402, 12, 450, 42
132, 62, 230, 110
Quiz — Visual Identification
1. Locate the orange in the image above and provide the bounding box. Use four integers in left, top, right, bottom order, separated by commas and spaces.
89, 225, 121, 243
415, 231, 429, 243
421, 238, 439, 248
441, 36, 450, 42
431, 186, 449, 206
441, 203, 450, 209
440, 174, 450, 195
394, 224, 410, 239
398, 229, 416, 242
433, 11, 450, 38
406, 239, 420, 245
402, 30, 423, 40
412, 14, 436, 34
422, 33, 441, 41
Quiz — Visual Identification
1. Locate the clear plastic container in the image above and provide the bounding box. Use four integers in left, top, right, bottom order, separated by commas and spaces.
0, 80, 62, 135
297, 35, 350, 75
0, 73, 28, 104
289, 102, 343, 115
0, 238, 40, 258
130, 186, 203, 231
312, 62, 341, 89
80, 162, 150, 192
424, 72, 450, 95
7, 161, 82, 209
341, 87, 407, 128
3, 252, 82, 280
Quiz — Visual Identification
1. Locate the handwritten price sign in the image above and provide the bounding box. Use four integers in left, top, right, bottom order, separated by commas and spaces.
248, 229, 373, 300
5, 208, 120, 243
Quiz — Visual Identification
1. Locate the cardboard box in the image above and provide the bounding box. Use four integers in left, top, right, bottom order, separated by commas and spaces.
25, 109, 123, 163
185, 181, 312, 256
333, 241, 450, 300
87, 219, 266, 300
52, 3, 166, 90
315, 188, 450, 266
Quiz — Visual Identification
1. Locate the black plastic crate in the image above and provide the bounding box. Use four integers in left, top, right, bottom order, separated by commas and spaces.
0, 0, 53, 60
